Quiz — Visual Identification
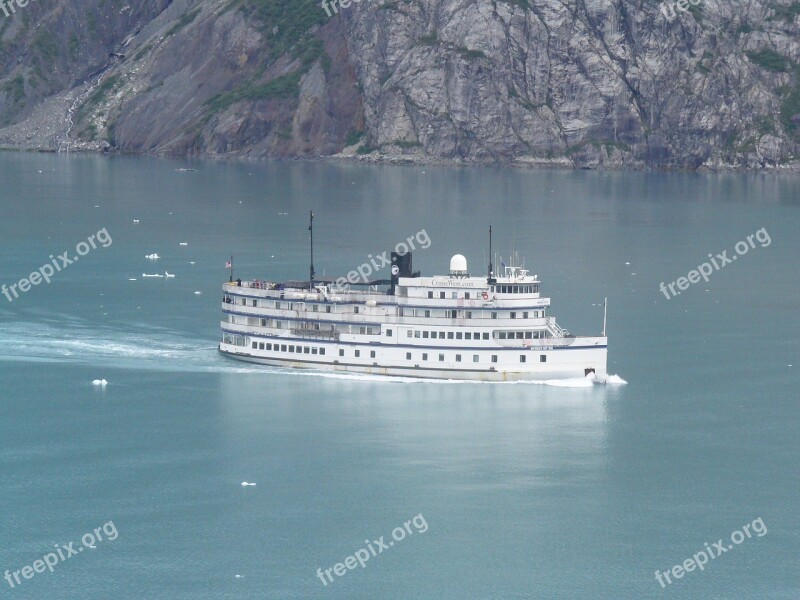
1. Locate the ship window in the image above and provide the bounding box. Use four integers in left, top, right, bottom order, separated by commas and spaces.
451, 292, 457, 299
275, 302, 281, 309
406, 352, 411, 360
354, 306, 359, 314
371, 351, 376, 358
266, 343, 272, 350
326, 306, 331, 313
465, 293, 470, 299
339, 349, 344, 357
359, 326, 366, 334
251, 299, 257, 306
304, 347, 310, 354
424, 310, 431, 318
473, 355, 479, 363
422, 353, 428, 360
440, 292, 445, 299
320, 348, 325, 355
516, 332, 524, 339
407, 330, 412, 338
510, 312, 516, 319
281, 345, 287, 352
455, 354, 461, 362
313, 305, 318, 312
448, 332, 454, 339
427, 291, 433, 298
261, 319, 267, 326
289, 345, 294, 352
439, 332, 446, 339
355, 350, 360, 357
492, 313, 497, 319
259, 343, 265, 350
252, 342, 257, 349
276, 321, 283, 328
450, 310, 457, 318
465, 311, 472, 318
483, 333, 489, 340
456, 332, 462, 339
439, 354, 444, 361
523, 312, 528, 319
423, 331, 429, 338
414, 331, 420, 338
540, 355, 547, 362
525, 332, 532, 339
465, 332, 471, 340
312, 348, 317, 354
386, 329, 392, 337
491, 355, 498, 363
498, 332, 506, 339
520, 355, 526, 363
398, 308, 404, 317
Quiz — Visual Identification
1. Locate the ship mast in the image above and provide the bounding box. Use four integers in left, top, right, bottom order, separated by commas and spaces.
308, 210, 315, 291
487, 225, 495, 283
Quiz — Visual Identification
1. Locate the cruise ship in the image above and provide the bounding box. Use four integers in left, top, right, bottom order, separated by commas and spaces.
219, 223, 608, 381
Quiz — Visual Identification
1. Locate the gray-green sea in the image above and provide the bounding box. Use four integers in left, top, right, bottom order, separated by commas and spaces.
0, 153, 797, 599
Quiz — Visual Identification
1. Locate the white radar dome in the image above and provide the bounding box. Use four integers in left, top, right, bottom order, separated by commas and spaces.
450, 254, 468, 274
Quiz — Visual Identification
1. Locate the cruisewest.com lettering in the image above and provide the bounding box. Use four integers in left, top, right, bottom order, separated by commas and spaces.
1, 228, 112, 303
0, 0, 34, 19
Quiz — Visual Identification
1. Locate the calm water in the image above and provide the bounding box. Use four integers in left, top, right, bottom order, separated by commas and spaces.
0, 153, 797, 599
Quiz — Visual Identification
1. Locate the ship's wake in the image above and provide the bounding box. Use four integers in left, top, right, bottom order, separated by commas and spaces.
0, 321, 627, 385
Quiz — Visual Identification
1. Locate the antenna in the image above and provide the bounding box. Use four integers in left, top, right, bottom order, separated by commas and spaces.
488, 225, 494, 282
308, 210, 315, 291
602, 297, 608, 337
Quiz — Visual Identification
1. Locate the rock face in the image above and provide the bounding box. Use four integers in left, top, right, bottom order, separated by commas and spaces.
1, 0, 799, 169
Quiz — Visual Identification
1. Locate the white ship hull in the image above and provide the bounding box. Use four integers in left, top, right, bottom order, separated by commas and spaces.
219, 343, 607, 382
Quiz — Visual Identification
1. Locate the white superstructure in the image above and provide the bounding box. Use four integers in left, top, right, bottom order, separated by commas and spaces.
219, 252, 607, 381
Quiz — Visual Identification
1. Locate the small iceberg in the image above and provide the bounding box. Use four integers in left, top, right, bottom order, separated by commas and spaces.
133, 219, 140, 224
142, 273, 164, 278
92, 379, 108, 386
165, 271, 175, 278
145, 253, 160, 260
179, 242, 188, 246
193, 291, 202, 295
241, 481, 256, 487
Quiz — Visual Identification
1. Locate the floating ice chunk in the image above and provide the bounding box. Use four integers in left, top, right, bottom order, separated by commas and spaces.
92, 379, 108, 386
241, 482, 256, 487
189, 261, 195, 265
179, 242, 188, 246
235, 574, 243, 579
129, 278, 137, 281
145, 253, 160, 260
142, 273, 164, 278
133, 219, 140, 224
165, 271, 175, 278
194, 291, 202, 295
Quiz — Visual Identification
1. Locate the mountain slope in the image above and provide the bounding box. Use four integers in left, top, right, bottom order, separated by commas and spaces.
1, 0, 799, 169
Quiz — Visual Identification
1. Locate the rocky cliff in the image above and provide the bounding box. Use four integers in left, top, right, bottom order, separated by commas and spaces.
0, 0, 799, 169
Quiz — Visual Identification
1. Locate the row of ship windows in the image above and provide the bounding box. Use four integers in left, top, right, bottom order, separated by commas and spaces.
223, 334, 329, 355
406, 330, 548, 340
424, 285, 539, 299
228, 316, 548, 341
224, 296, 545, 319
